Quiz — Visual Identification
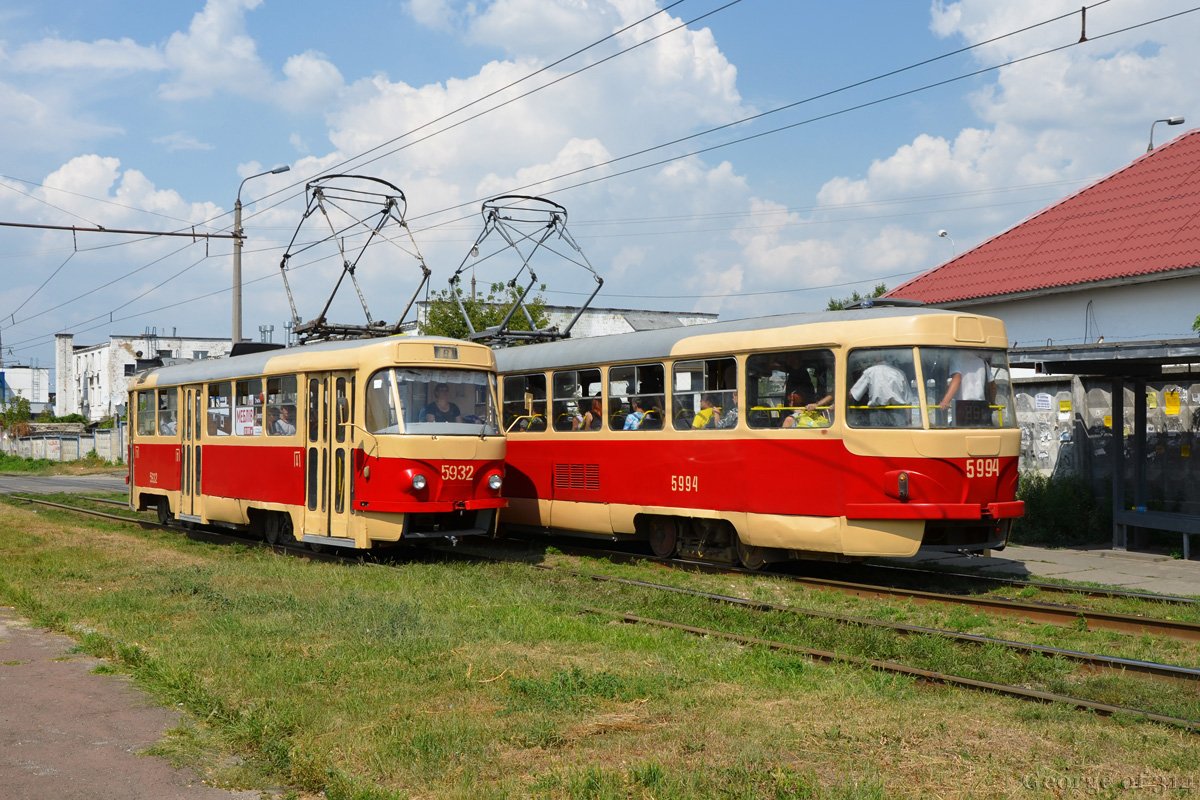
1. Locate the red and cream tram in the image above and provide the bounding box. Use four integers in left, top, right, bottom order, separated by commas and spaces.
494, 307, 1023, 567
128, 337, 505, 550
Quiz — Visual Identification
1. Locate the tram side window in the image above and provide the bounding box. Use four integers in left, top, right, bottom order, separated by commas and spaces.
747, 349, 835, 429
552, 368, 602, 431
672, 357, 737, 430
136, 391, 156, 436
206, 383, 232, 436
157, 388, 178, 436
502, 373, 547, 433
845, 347, 921, 429
608, 363, 665, 431
265, 375, 299, 437
234, 379, 264, 437
919, 347, 1016, 430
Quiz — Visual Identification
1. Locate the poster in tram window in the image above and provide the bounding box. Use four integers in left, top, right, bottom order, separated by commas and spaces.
235, 405, 261, 436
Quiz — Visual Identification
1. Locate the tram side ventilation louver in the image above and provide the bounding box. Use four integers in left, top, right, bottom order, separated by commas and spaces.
554, 463, 600, 491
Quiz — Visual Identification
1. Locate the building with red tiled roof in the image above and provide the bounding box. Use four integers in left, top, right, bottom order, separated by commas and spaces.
887, 129, 1200, 348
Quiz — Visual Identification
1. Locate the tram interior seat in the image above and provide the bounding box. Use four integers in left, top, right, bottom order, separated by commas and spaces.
640, 409, 663, 430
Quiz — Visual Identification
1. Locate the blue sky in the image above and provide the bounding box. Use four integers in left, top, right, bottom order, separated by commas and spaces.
1, 0, 1198, 373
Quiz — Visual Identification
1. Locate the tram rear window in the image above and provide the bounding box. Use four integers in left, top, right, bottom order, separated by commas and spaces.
673, 358, 737, 430
919, 347, 1016, 429
365, 368, 498, 436
846, 348, 921, 429
136, 391, 155, 436
552, 368, 602, 431
609, 363, 665, 431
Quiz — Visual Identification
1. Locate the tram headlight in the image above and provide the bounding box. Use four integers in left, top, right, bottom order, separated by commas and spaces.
412, 473, 427, 491
488, 473, 503, 491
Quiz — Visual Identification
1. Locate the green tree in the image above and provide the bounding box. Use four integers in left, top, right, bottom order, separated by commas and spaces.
827, 283, 888, 311
1, 392, 32, 434
1192, 314, 1200, 336
421, 281, 552, 340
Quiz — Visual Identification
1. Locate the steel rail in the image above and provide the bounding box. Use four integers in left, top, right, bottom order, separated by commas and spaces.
584, 607, 1200, 732
78, 496, 131, 508
533, 540, 1200, 642
547, 566, 1200, 682
14, 496, 169, 531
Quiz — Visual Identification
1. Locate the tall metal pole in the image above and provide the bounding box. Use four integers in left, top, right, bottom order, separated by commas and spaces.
232, 197, 243, 343
232, 164, 291, 345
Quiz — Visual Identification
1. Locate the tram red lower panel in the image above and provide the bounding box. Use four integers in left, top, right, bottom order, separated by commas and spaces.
201, 444, 306, 506
131, 443, 180, 492
503, 437, 1020, 520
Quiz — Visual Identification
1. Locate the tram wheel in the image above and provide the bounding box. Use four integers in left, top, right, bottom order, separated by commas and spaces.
735, 536, 767, 570
308, 541, 324, 554
265, 512, 293, 546
156, 498, 173, 526
647, 517, 677, 558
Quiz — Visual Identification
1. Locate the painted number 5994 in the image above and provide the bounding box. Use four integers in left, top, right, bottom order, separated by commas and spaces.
670, 475, 699, 492
966, 458, 1000, 479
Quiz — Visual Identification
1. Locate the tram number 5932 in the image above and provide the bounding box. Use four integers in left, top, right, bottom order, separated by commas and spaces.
966, 458, 1000, 479
441, 464, 475, 481
670, 475, 699, 492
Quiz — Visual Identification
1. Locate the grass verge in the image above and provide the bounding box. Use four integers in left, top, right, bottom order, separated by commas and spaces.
1, 504, 1198, 799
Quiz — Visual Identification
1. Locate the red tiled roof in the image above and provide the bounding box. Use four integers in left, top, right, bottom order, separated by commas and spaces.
886, 128, 1200, 304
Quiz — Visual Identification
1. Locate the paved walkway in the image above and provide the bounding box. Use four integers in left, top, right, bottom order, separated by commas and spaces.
884, 543, 1200, 597
0, 607, 263, 800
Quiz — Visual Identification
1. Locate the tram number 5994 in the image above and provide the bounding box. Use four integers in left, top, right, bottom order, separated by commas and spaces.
670, 475, 699, 492
966, 458, 1000, 479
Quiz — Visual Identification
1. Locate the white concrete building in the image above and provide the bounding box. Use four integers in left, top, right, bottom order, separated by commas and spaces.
0, 364, 51, 413
55, 333, 235, 421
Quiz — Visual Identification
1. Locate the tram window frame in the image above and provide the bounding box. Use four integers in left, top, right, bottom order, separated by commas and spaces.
672, 357, 737, 430
845, 347, 922, 429
136, 391, 156, 436
157, 388, 179, 436
206, 383, 232, 437
234, 378, 264, 437
747, 349, 835, 429
608, 363, 666, 431
502, 373, 547, 433
551, 368, 602, 431
265, 375, 299, 437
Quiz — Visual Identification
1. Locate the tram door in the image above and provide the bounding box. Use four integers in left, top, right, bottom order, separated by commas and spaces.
181, 385, 202, 517
303, 372, 355, 541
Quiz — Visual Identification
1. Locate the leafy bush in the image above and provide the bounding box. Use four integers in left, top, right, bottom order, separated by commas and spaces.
0, 454, 57, 472
1012, 471, 1110, 547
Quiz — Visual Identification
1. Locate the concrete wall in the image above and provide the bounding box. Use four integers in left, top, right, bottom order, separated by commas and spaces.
1014, 373, 1200, 515
2, 424, 126, 463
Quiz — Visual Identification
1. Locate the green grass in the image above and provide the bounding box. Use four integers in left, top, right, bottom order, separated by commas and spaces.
2, 504, 1199, 798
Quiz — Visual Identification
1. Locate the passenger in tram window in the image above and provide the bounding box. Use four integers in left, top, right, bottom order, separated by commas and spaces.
623, 396, 647, 430
422, 382, 462, 423
269, 405, 297, 436
609, 397, 627, 430
691, 394, 722, 429
159, 412, 178, 436
715, 391, 738, 429
939, 351, 993, 416
574, 397, 603, 430
850, 354, 912, 427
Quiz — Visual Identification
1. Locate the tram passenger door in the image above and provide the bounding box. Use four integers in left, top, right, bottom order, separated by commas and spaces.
303, 372, 355, 542
182, 385, 202, 518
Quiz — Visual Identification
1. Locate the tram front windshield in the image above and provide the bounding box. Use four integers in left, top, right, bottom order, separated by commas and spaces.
365, 368, 499, 436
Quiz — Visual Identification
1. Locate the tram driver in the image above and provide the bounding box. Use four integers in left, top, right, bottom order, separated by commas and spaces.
423, 382, 463, 423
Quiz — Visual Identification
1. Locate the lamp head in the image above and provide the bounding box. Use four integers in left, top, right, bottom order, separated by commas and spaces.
937, 230, 948, 238
1168, 116, 1186, 125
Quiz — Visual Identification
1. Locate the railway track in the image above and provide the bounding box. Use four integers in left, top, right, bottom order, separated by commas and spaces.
16, 494, 1200, 730
526, 539, 1200, 641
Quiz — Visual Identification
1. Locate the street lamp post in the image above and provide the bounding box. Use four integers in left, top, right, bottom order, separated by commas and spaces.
233, 165, 291, 344
1147, 116, 1185, 153
937, 228, 956, 257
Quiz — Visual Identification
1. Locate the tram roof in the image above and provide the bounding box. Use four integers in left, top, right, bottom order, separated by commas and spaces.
133, 335, 472, 386
494, 307, 961, 372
